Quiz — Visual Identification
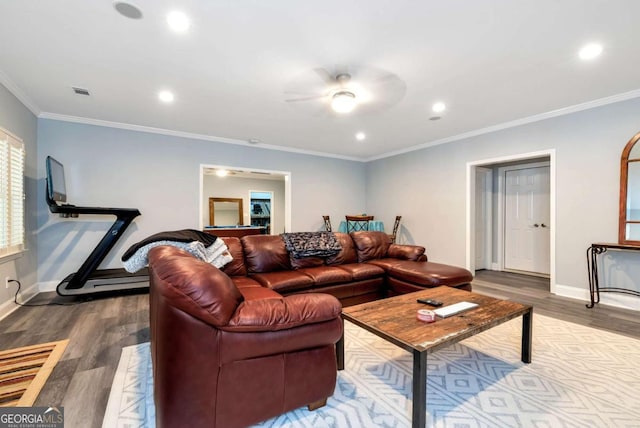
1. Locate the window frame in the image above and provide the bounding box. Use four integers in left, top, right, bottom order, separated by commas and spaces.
0, 127, 25, 261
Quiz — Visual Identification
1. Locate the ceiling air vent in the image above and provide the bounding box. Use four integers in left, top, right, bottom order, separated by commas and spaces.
72, 87, 90, 96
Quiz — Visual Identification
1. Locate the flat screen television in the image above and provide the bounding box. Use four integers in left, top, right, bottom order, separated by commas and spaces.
46, 156, 67, 203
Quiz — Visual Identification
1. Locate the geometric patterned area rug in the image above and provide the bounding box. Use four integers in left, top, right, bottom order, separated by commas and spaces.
102, 315, 640, 427
0, 339, 69, 407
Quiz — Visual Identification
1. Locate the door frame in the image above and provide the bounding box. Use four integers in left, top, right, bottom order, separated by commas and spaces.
199, 164, 291, 233
475, 167, 493, 270
497, 161, 550, 274
466, 149, 556, 294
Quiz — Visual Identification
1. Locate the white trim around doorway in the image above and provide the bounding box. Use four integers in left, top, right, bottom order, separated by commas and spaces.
466, 149, 556, 294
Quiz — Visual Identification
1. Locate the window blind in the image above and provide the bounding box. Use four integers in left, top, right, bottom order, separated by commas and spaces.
0, 128, 25, 258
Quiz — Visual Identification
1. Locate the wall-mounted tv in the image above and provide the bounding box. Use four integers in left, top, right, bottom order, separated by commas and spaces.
46, 156, 67, 203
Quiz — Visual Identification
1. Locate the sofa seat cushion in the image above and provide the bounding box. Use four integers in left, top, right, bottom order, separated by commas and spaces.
305, 278, 384, 301
231, 276, 264, 289
250, 271, 314, 293
335, 263, 385, 280
298, 266, 352, 286
238, 284, 283, 301
386, 260, 473, 287
366, 258, 405, 270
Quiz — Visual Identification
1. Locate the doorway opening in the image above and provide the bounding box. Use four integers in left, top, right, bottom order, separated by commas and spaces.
249, 191, 274, 234
466, 150, 556, 294
199, 165, 291, 235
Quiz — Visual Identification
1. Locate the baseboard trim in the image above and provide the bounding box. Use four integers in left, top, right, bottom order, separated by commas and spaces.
38, 281, 59, 293
0, 282, 39, 321
555, 283, 640, 311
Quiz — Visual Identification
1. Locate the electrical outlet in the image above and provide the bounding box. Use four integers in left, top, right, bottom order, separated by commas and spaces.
5, 277, 11, 289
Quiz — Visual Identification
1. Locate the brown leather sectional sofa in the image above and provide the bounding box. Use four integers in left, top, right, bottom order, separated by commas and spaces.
221, 231, 473, 306
148, 231, 472, 427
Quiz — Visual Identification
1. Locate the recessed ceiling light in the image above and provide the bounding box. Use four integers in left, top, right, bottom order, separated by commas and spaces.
158, 90, 174, 103
167, 11, 190, 32
355, 132, 366, 141
432, 102, 446, 113
579, 43, 603, 60
215, 169, 229, 177
114, 2, 143, 19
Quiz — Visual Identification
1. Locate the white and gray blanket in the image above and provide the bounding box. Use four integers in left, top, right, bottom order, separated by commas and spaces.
122, 229, 233, 273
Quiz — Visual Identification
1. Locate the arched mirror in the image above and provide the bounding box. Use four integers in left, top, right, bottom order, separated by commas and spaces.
619, 131, 640, 244
209, 197, 244, 226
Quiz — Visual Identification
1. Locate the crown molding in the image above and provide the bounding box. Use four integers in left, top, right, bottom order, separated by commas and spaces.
17, 85, 640, 164
0, 68, 41, 116
367, 88, 640, 162
37, 112, 365, 162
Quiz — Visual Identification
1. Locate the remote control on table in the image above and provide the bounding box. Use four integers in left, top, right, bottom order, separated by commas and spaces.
416, 298, 443, 307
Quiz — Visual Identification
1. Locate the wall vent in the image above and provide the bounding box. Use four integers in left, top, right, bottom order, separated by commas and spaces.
72, 87, 90, 96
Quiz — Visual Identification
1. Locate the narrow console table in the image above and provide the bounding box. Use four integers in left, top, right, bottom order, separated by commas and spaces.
586, 242, 640, 308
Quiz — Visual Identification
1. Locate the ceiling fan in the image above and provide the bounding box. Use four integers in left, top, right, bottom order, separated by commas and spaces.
284, 66, 406, 115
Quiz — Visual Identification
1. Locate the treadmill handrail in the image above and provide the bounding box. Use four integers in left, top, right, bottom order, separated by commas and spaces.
48, 203, 141, 217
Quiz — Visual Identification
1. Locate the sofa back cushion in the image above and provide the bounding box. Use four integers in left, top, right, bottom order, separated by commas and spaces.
351, 231, 392, 262
242, 235, 292, 273
325, 232, 357, 265
148, 246, 243, 327
289, 255, 325, 269
219, 236, 247, 276
387, 244, 426, 261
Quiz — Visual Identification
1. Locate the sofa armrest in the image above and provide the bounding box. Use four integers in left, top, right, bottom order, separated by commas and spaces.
387, 244, 427, 261
222, 293, 342, 332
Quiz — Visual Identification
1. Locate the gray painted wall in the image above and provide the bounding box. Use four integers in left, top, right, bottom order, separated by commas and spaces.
36, 119, 366, 286
0, 84, 38, 311
4, 79, 640, 311
366, 96, 640, 309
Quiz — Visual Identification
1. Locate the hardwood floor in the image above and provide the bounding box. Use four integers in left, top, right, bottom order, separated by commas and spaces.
473, 270, 640, 340
0, 271, 639, 427
0, 291, 149, 428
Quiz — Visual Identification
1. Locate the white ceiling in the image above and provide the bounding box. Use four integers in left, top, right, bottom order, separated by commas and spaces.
2, 0, 640, 161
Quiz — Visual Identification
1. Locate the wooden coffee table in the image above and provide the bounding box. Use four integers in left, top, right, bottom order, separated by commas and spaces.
336, 286, 533, 428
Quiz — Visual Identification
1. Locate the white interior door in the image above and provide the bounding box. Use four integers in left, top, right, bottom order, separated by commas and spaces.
504, 166, 550, 275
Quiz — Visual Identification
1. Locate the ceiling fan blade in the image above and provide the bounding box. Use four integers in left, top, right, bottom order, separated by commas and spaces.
285, 94, 326, 103
283, 90, 323, 96
313, 68, 336, 85
368, 73, 397, 85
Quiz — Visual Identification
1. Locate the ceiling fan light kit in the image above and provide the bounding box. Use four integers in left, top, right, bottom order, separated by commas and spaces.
283, 66, 406, 117
331, 91, 357, 113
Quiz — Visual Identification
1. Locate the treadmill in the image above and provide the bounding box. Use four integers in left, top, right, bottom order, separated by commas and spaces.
46, 156, 149, 296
